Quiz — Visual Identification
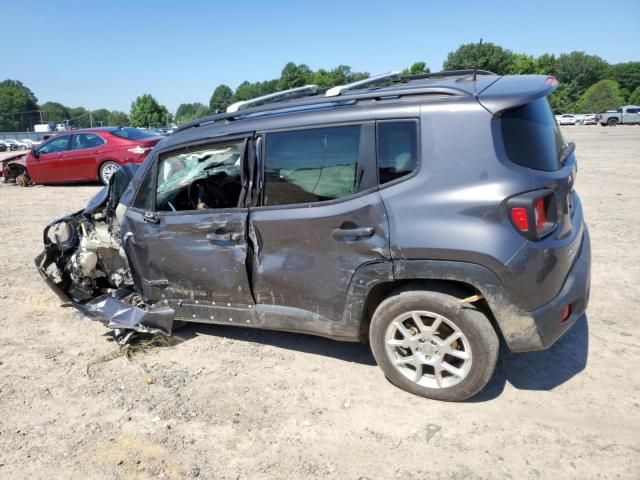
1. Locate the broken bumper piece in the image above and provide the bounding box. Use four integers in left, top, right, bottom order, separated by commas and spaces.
35, 249, 175, 335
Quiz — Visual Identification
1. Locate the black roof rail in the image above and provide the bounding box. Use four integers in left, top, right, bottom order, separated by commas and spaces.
403, 69, 496, 81
175, 84, 470, 133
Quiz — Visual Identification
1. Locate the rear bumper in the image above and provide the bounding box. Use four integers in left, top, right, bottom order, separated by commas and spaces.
506, 227, 591, 352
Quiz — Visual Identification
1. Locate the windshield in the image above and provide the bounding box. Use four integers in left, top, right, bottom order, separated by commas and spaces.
110, 127, 158, 140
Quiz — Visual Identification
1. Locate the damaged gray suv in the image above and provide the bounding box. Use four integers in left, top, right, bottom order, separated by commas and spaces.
36, 70, 591, 401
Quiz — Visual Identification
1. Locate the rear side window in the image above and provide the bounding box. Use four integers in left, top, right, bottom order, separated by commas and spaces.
263, 126, 360, 206
377, 121, 418, 184
110, 127, 157, 140
501, 98, 566, 171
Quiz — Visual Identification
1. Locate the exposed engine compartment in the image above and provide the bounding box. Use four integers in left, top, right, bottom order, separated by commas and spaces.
43, 208, 132, 303
35, 164, 175, 335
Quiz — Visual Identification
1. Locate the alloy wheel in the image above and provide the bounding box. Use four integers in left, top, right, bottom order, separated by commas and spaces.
384, 310, 472, 389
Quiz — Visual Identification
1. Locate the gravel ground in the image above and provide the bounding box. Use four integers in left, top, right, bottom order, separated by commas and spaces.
0, 126, 638, 479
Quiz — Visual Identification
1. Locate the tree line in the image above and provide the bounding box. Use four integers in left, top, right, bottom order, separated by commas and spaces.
1, 43, 639, 131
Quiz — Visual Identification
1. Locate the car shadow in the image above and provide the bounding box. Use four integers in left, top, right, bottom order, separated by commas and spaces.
469, 314, 589, 402
175, 322, 377, 366
161, 314, 588, 397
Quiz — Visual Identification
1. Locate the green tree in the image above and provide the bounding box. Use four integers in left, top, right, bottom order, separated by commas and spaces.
402, 61, 430, 76
535, 53, 557, 75
506, 54, 537, 74
92, 108, 111, 126
610, 62, 640, 94
548, 84, 574, 113
552, 51, 610, 104
574, 80, 624, 113
231, 81, 264, 102
209, 85, 233, 113
629, 86, 640, 105
130, 94, 171, 127
311, 65, 369, 88
279, 62, 313, 89
69, 107, 91, 128
41, 102, 70, 124
0, 79, 39, 131
175, 102, 209, 123
107, 111, 129, 126
443, 42, 513, 74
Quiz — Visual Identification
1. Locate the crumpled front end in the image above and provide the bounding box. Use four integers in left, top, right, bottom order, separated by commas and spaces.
35, 165, 175, 335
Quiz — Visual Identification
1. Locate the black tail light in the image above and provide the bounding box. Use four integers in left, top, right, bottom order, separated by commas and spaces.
507, 190, 557, 240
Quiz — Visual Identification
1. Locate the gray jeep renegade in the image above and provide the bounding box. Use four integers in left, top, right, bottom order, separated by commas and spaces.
36, 70, 591, 401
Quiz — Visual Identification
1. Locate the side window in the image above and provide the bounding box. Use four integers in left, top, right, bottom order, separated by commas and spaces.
73, 133, 105, 150
38, 135, 71, 154
155, 142, 244, 212
377, 121, 418, 185
133, 164, 155, 211
626, 108, 638, 114
263, 125, 360, 206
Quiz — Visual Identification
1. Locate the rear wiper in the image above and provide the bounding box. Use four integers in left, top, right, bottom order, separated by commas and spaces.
560, 141, 575, 165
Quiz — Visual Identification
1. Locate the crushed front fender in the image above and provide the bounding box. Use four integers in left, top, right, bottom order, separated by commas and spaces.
35, 246, 175, 335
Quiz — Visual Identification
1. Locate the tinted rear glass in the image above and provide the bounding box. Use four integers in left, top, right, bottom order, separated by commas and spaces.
110, 127, 157, 140
264, 126, 360, 206
501, 98, 566, 171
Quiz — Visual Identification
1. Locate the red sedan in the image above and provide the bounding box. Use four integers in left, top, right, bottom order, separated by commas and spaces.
2, 127, 162, 185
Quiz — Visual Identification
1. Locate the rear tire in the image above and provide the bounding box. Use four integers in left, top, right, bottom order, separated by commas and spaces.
99, 161, 120, 185
607, 118, 618, 126
369, 289, 499, 402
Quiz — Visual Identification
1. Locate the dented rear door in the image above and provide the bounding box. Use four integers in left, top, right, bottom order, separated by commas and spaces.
248, 123, 389, 322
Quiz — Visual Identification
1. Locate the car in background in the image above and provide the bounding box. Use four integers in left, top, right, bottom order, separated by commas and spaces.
5, 139, 30, 150
0, 140, 9, 152
18, 138, 43, 149
582, 114, 597, 125
559, 114, 576, 125
1, 127, 163, 186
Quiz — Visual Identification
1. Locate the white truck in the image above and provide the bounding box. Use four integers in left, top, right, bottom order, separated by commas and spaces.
34, 123, 53, 133
597, 105, 640, 126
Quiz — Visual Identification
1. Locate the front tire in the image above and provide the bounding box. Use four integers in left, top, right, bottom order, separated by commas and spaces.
99, 161, 120, 185
369, 288, 499, 402
607, 118, 618, 126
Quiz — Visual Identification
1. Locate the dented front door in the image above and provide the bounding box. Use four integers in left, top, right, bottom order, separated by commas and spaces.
122, 208, 254, 306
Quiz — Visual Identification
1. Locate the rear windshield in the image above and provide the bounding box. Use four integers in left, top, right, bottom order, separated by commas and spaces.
110, 127, 157, 140
501, 98, 566, 171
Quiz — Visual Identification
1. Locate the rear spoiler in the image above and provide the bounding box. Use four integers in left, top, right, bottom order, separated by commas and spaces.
477, 75, 559, 115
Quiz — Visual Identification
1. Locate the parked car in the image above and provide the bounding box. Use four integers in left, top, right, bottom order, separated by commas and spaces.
2, 139, 26, 150
1, 127, 163, 186
35, 72, 590, 402
0, 140, 9, 152
597, 105, 640, 126
582, 114, 597, 125
19, 138, 43, 149
559, 114, 576, 125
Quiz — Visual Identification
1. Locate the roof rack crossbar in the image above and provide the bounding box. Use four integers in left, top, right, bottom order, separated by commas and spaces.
403, 69, 496, 81
326, 71, 402, 97
226, 85, 319, 113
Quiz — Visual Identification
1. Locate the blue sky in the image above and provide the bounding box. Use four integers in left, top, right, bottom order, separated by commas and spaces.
4, 0, 639, 113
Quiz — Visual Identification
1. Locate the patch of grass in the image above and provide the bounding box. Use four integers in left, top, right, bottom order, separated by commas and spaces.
86, 333, 177, 374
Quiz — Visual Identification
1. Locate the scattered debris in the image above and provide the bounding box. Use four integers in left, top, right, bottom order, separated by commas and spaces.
459, 294, 484, 304
86, 333, 177, 374
424, 423, 442, 443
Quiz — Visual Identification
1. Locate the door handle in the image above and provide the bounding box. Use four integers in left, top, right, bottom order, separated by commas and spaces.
206, 232, 242, 243
332, 226, 375, 239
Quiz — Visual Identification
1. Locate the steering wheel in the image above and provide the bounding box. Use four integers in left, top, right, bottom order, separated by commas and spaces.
187, 178, 208, 210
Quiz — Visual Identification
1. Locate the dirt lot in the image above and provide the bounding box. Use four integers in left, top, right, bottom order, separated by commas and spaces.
0, 126, 639, 479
